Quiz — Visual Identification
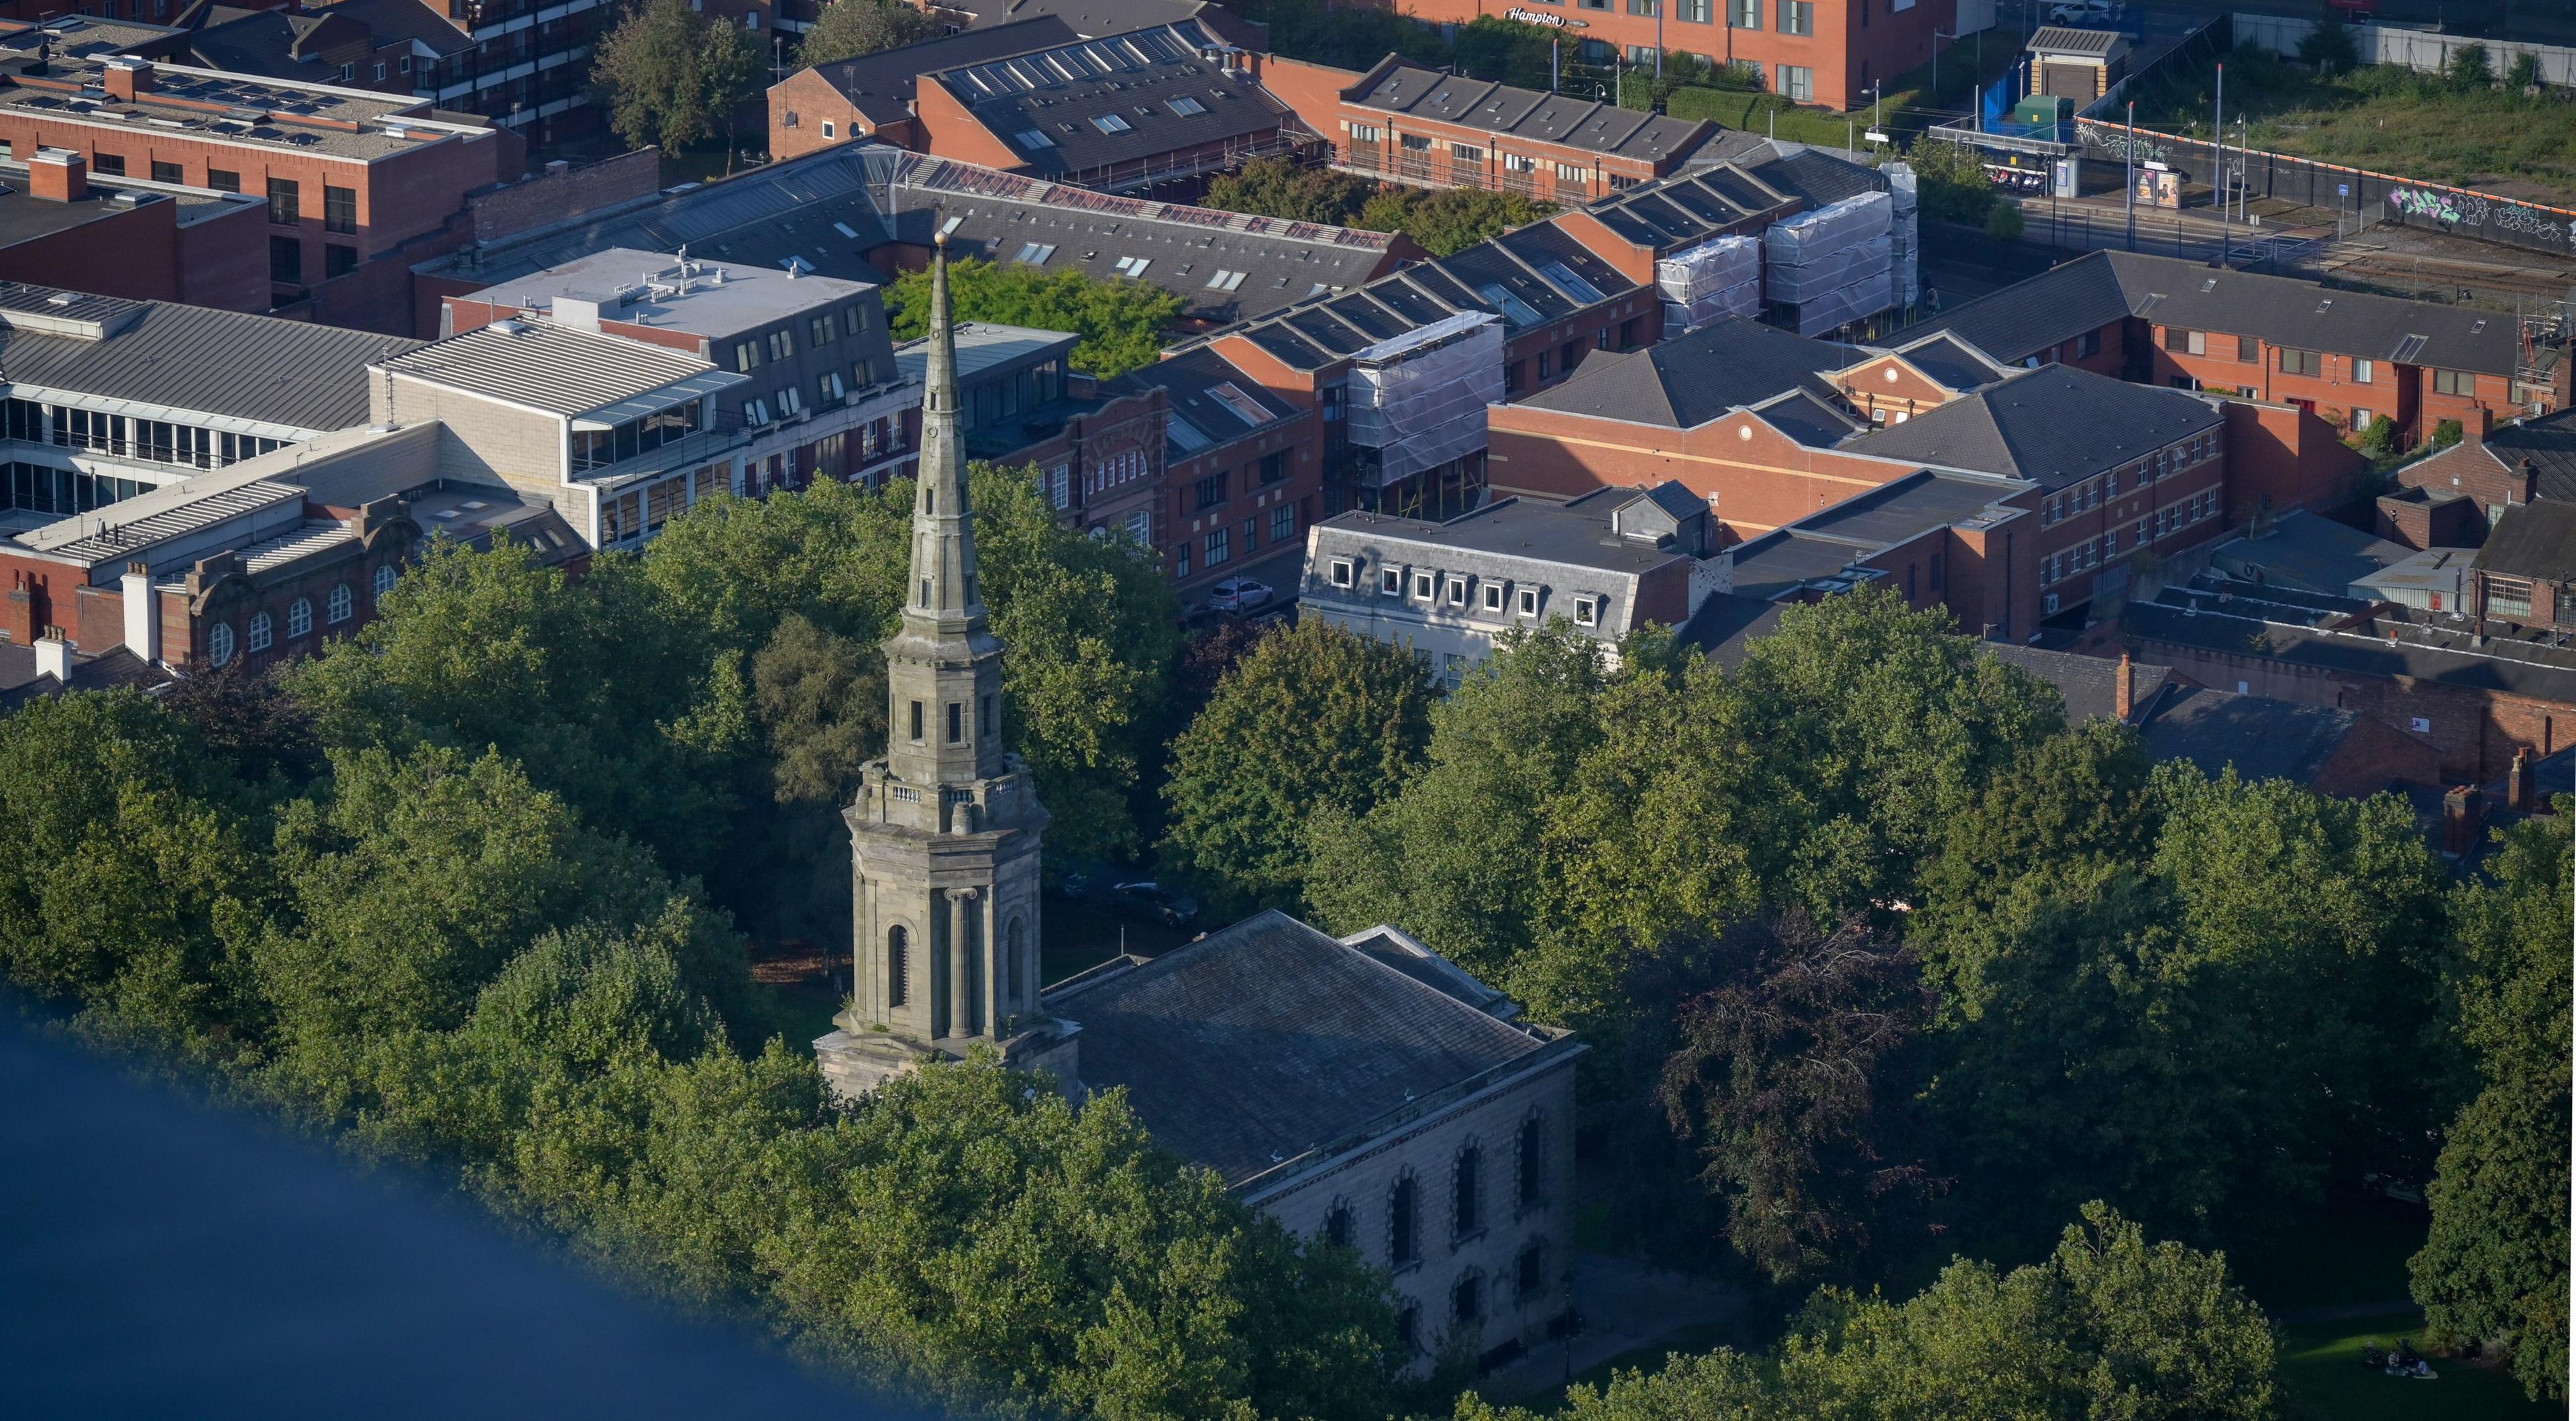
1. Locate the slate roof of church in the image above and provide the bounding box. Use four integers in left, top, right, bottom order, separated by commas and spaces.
1047, 910, 1575, 1188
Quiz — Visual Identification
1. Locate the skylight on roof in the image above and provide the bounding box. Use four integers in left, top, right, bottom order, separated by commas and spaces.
1015, 242, 1058, 264
1473, 281, 1542, 327
1204, 268, 1246, 291
1167, 415, 1214, 452
1168, 95, 1206, 115
1091, 112, 1133, 134
1113, 256, 1152, 277
940, 215, 964, 235
1535, 259, 1606, 305
1207, 382, 1277, 429
1013, 128, 1055, 150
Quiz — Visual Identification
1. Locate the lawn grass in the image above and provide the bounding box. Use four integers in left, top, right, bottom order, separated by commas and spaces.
2277, 1312, 2563, 1421
2134, 54, 2576, 205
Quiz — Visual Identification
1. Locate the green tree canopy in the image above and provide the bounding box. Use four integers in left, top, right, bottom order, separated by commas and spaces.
796, 0, 937, 67
2413, 806, 2572, 1400
642, 470, 1180, 865
1356, 186, 1552, 256
883, 257, 1184, 378
1200, 156, 1373, 225
1160, 618, 1433, 918
592, 0, 761, 152
1460, 1205, 2274, 1421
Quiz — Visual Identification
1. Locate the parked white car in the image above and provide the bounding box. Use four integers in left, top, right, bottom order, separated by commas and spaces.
1205, 577, 1275, 613
2046, 0, 2118, 23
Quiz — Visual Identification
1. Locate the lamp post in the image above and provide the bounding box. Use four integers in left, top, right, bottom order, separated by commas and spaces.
2124, 98, 2135, 250
2214, 61, 2228, 264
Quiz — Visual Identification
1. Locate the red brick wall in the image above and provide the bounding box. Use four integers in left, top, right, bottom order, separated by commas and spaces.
1487, 401, 1917, 533
2135, 632, 2573, 782
913, 82, 1036, 173
2375, 491, 2481, 550
175, 196, 272, 312
1829, 353, 1960, 420
466, 148, 662, 244
0, 199, 183, 303
769, 69, 867, 162
2397, 437, 2532, 528
2220, 400, 2368, 519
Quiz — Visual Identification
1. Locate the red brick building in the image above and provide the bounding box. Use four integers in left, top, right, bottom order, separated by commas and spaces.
1894, 250, 2569, 448
0, 36, 525, 330
1260, 54, 1715, 203
1317, 0, 1955, 113
2394, 406, 2576, 541
0, 149, 268, 311
769, 17, 1080, 162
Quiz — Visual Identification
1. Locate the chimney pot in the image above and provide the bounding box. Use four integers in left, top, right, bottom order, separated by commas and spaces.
33, 627, 71, 684
2507, 747, 2532, 812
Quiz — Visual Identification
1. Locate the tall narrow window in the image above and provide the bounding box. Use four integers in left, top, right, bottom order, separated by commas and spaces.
980, 694, 996, 737
1453, 1144, 1482, 1236
909, 700, 924, 741
1517, 1116, 1544, 1207
1389, 1175, 1418, 1265
1006, 918, 1025, 1002
1325, 1203, 1354, 1248
888, 926, 910, 1006
947, 702, 963, 744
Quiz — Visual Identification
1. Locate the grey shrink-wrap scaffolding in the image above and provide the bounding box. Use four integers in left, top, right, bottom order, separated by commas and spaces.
1344, 311, 1506, 486
1885, 162, 1921, 309
1655, 234, 1761, 333
1764, 191, 1894, 335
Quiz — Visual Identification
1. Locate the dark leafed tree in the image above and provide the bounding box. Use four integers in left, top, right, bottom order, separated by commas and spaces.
592, 0, 761, 153
1658, 911, 1933, 1282
161, 656, 326, 790
796, 0, 938, 67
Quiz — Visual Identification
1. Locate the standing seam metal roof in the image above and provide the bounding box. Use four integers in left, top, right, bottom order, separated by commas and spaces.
0, 288, 419, 431
375, 321, 724, 417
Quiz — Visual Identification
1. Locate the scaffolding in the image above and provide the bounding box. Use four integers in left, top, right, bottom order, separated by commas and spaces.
1764, 191, 1896, 337
1344, 312, 1505, 488
1885, 163, 1921, 310
1656, 234, 1762, 335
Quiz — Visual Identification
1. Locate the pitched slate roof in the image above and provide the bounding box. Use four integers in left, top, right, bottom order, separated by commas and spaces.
884, 152, 1397, 321
802, 17, 1082, 127
2138, 686, 2379, 787
1580, 164, 1796, 250
1746, 146, 1890, 207
1845, 362, 2222, 490
1106, 344, 1296, 460
2481, 407, 2576, 503
0, 285, 418, 433
2127, 592, 2576, 704
1047, 910, 1569, 1188
0, 643, 170, 709
1728, 470, 2025, 600
932, 21, 1293, 177
1346, 60, 1712, 162
2474, 499, 2576, 582
1505, 317, 1855, 429
1898, 250, 2545, 377
931, 0, 1262, 45
1983, 642, 2169, 725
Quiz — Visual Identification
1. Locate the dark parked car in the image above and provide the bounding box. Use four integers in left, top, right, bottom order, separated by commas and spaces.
1108, 880, 1198, 928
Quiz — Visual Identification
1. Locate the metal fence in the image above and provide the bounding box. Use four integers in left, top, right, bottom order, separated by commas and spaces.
2231, 12, 2576, 87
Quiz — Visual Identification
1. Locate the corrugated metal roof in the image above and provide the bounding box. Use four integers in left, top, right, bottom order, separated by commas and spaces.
0, 288, 419, 433
376, 321, 732, 417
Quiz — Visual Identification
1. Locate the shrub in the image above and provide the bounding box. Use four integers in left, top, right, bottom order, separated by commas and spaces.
2360, 413, 2400, 455
2433, 417, 2466, 448
1985, 200, 2026, 242
2298, 17, 2359, 76
2447, 42, 2492, 93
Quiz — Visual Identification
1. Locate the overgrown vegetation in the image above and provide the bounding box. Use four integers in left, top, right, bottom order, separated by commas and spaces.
2135, 44, 2576, 203
881, 257, 1185, 379
794, 0, 938, 67
1200, 158, 1552, 256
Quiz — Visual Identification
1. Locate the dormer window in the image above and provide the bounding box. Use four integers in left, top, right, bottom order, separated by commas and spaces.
1517, 587, 1540, 617
1330, 558, 1355, 588
1381, 567, 1403, 596
1412, 572, 1435, 600
1572, 596, 1599, 627
1446, 578, 1468, 607
1482, 582, 1504, 612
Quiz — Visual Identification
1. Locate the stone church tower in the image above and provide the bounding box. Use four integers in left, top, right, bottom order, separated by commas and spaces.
816, 238, 1075, 1098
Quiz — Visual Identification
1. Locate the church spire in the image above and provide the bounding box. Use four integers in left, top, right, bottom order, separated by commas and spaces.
906, 232, 983, 631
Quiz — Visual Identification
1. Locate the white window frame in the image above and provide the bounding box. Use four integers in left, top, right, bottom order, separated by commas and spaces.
1572, 596, 1599, 627
1412, 571, 1436, 601
1517, 586, 1540, 617
1330, 558, 1355, 588
1382, 567, 1404, 596
1446, 577, 1469, 607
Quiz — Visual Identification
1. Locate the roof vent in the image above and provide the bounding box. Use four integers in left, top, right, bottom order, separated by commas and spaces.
488, 318, 523, 334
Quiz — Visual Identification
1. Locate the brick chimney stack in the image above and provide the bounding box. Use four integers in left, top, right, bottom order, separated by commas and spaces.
102, 57, 153, 102
27, 148, 86, 203
2507, 747, 2531, 813
2443, 784, 2485, 856
2466, 405, 2492, 446
2114, 652, 2135, 722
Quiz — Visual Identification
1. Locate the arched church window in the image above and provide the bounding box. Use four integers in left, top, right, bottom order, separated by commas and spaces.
888, 925, 910, 1007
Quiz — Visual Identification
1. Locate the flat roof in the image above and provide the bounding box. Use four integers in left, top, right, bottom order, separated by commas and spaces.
376, 321, 744, 421
466, 247, 877, 337
0, 25, 487, 164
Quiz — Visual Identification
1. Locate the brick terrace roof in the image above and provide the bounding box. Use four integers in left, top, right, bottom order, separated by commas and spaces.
1346, 60, 1711, 163
1845, 361, 2223, 492
932, 21, 1293, 177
